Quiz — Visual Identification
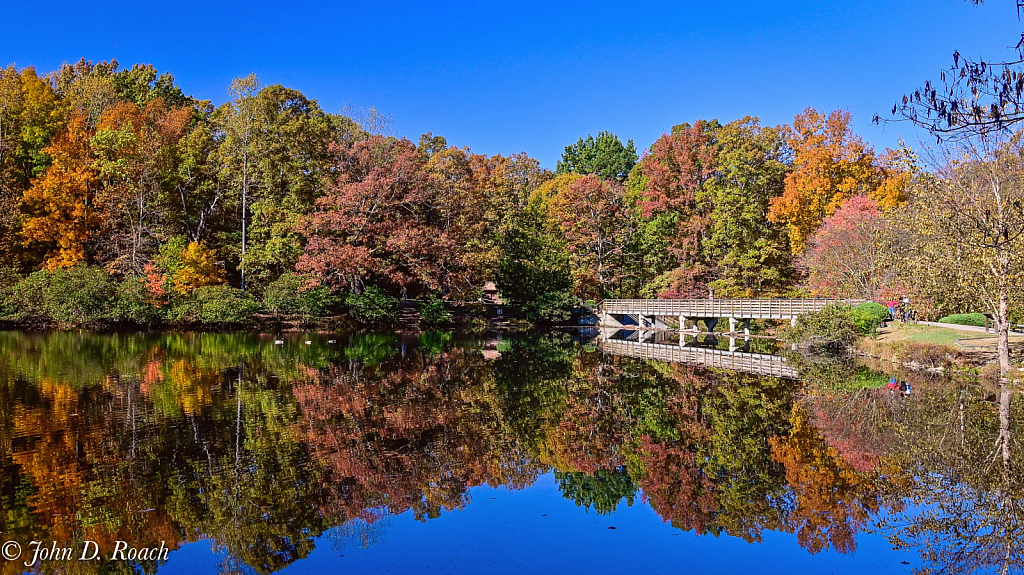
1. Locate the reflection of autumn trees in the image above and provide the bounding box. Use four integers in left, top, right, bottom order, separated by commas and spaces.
0, 332, 346, 575
635, 364, 802, 544
293, 345, 542, 523
795, 372, 1024, 574
9, 330, 1016, 574
769, 405, 881, 554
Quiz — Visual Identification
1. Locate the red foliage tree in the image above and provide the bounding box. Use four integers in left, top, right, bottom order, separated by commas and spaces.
548, 174, 630, 299
298, 137, 434, 294
802, 194, 896, 300
298, 136, 492, 297
639, 122, 718, 297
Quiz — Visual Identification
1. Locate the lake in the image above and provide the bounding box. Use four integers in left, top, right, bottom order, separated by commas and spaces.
0, 329, 1018, 574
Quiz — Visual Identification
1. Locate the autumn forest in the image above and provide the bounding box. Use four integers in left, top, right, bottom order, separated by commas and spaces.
4, 58, 1008, 329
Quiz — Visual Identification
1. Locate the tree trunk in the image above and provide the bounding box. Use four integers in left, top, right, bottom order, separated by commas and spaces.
241, 158, 248, 291
998, 289, 1011, 380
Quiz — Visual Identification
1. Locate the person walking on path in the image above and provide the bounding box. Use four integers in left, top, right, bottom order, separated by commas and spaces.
886, 299, 898, 321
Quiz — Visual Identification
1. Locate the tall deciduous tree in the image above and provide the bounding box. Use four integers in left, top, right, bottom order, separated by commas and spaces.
0, 65, 63, 266
173, 115, 226, 244
243, 86, 339, 292
638, 121, 717, 297
897, 136, 1024, 379
298, 136, 435, 294
705, 117, 793, 297
217, 74, 263, 290
768, 108, 883, 254
91, 100, 191, 273
21, 116, 99, 268
547, 174, 631, 299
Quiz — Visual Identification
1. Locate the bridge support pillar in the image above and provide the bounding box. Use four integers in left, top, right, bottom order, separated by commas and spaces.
729, 317, 737, 333
745, 318, 751, 336
790, 316, 798, 328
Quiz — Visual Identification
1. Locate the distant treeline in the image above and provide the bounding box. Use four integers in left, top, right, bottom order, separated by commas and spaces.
0, 58, 1001, 327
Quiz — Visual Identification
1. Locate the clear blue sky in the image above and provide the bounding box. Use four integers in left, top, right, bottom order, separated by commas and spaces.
2, 1, 1018, 168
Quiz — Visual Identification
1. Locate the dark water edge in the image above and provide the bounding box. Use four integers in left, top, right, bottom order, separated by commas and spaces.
0, 329, 1018, 575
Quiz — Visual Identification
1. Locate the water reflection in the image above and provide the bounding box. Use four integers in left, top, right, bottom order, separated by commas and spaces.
0, 330, 1018, 574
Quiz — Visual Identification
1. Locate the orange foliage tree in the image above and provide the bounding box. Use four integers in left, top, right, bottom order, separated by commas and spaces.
21, 115, 99, 268
768, 108, 905, 253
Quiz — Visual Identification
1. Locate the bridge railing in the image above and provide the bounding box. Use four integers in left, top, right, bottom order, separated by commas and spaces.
597, 298, 862, 319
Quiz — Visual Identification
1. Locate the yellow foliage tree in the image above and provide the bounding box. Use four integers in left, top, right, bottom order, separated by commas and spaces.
172, 241, 225, 294
21, 115, 98, 268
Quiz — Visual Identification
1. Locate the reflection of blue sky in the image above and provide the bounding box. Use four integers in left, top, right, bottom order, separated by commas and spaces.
163, 472, 918, 574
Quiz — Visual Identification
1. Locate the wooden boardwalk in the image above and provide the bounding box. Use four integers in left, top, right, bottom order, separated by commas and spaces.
597, 298, 861, 330
598, 339, 798, 379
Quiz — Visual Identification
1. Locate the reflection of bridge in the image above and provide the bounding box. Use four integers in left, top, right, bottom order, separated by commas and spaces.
597, 298, 859, 332
597, 330, 798, 379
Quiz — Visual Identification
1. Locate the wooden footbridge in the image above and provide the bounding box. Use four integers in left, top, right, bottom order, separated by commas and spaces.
597, 298, 858, 332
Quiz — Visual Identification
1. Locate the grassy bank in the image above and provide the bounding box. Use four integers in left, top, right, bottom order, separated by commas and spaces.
855, 323, 1024, 372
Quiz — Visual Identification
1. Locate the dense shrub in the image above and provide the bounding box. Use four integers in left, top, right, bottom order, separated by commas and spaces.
169, 285, 260, 325
523, 290, 578, 323
783, 303, 860, 352
850, 302, 888, 335
856, 302, 890, 323
109, 277, 160, 324
10, 266, 116, 326
263, 273, 339, 317
419, 294, 453, 326
153, 236, 225, 295
937, 313, 988, 327
346, 286, 398, 326
0, 267, 19, 319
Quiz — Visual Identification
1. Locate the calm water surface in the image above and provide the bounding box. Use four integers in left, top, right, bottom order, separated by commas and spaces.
0, 330, 1018, 574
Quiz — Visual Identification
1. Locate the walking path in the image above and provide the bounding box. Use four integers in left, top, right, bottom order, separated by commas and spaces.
912, 321, 1022, 334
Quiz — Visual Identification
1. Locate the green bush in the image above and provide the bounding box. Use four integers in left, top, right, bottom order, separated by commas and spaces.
0, 267, 19, 319
856, 302, 890, 323
419, 294, 453, 326
346, 286, 398, 326
109, 277, 160, 324
523, 290, 578, 323
10, 266, 116, 326
850, 302, 888, 335
937, 313, 988, 327
169, 285, 260, 325
783, 303, 860, 352
262, 273, 339, 317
